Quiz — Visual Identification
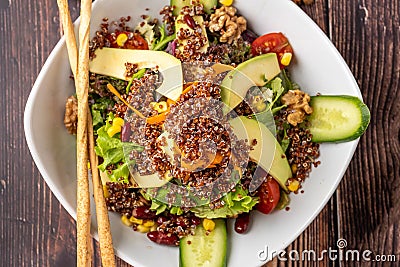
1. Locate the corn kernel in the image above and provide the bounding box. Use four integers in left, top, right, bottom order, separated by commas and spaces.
103, 185, 109, 198
116, 33, 128, 47
113, 117, 124, 128
121, 215, 133, 227
137, 225, 150, 233
107, 125, 122, 137
202, 218, 215, 231
255, 102, 267, 112
152, 101, 168, 113
129, 216, 143, 225
288, 179, 300, 192
220, 0, 233, 6
150, 224, 158, 232
280, 52, 292, 66
143, 220, 155, 227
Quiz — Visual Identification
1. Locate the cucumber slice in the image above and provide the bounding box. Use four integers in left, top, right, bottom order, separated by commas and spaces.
180, 219, 227, 267
171, 0, 218, 15
307, 95, 370, 143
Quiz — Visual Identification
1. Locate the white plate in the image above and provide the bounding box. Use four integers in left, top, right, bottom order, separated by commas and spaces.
24, 0, 361, 266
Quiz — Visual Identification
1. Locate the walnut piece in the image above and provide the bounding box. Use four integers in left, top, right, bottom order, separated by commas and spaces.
207, 6, 247, 44
281, 90, 313, 126
64, 95, 78, 135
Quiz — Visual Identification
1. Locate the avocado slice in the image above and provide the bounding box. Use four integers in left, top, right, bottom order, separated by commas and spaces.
89, 48, 183, 101
175, 14, 209, 53
229, 116, 291, 191
221, 53, 280, 111
131, 131, 177, 188
171, 0, 218, 16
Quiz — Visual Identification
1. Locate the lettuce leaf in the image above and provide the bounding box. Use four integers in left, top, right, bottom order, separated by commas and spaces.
143, 170, 257, 218
91, 97, 114, 128
94, 113, 143, 183
190, 185, 259, 219
149, 199, 184, 215
108, 161, 135, 182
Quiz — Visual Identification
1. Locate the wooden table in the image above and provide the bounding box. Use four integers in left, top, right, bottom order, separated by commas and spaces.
1, 0, 399, 266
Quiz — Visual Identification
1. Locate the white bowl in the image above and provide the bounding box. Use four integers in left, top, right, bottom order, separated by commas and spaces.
24, 0, 362, 266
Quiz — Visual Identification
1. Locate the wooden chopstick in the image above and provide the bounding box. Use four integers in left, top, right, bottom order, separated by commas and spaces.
75, 0, 92, 265
56, 0, 116, 266
56, 0, 91, 265
87, 111, 116, 266
57, 0, 78, 77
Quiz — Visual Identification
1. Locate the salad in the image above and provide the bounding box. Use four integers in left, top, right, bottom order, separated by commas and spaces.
63, 0, 370, 266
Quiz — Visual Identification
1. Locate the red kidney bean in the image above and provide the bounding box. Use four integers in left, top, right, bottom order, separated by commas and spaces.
190, 216, 201, 226
121, 122, 132, 142
175, 216, 188, 227
183, 14, 196, 29
132, 206, 157, 220
234, 213, 250, 234
156, 216, 168, 225
147, 231, 179, 246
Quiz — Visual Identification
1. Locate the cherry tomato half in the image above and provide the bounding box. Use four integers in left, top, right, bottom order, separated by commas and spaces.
256, 176, 281, 214
108, 31, 149, 50
251, 32, 293, 69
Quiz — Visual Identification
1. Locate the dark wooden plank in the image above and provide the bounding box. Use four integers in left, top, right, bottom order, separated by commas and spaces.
0, 0, 79, 266
266, 1, 339, 267
331, 0, 400, 266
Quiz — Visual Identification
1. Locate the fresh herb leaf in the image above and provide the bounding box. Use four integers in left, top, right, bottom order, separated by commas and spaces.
152, 24, 176, 51
278, 69, 293, 93
271, 104, 287, 114
276, 121, 291, 152
125, 68, 147, 94
267, 77, 285, 110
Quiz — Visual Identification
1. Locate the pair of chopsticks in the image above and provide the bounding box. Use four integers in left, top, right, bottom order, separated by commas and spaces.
57, 0, 116, 266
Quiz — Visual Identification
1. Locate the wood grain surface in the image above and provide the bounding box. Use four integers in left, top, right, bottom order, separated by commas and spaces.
0, 0, 398, 266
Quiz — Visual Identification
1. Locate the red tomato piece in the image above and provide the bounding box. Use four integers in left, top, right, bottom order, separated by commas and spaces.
256, 176, 281, 214
251, 32, 293, 68
108, 31, 149, 50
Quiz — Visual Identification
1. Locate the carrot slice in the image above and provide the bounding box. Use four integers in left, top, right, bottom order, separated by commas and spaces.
210, 152, 224, 165
146, 113, 167, 124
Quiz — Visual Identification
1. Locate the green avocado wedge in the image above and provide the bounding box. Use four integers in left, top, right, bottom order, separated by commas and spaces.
307, 95, 370, 143
89, 48, 183, 101
171, 0, 218, 15
130, 132, 177, 188
221, 53, 280, 111
180, 219, 227, 267
175, 14, 209, 53
229, 116, 292, 191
